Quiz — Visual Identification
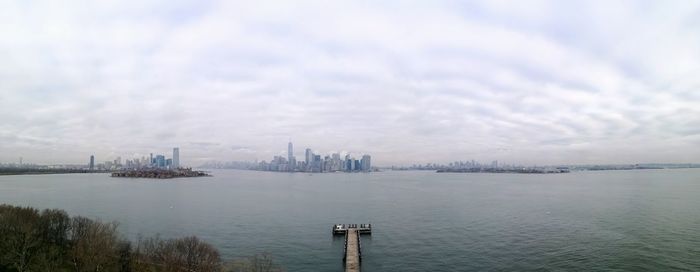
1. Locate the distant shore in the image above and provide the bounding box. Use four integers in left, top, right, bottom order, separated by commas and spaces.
0, 168, 211, 178
395, 163, 700, 173
0, 168, 109, 176
437, 168, 569, 174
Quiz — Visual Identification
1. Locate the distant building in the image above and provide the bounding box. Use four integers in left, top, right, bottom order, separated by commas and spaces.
361, 155, 371, 171
155, 155, 166, 168
313, 154, 321, 172
89, 155, 95, 170
288, 142, 294, 171
173, 148, 180, 168
305, 148, 312, 169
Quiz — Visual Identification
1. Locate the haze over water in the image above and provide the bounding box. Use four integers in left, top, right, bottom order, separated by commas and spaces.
1, 169, 699, 271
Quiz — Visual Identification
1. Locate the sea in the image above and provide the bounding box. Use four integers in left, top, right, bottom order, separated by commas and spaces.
1, 169, 699, 271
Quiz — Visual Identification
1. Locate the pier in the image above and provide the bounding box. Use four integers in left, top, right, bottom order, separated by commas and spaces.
333, 224, 371, 272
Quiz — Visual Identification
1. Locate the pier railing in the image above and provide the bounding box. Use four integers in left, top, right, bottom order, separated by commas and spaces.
333, 223, 372, 235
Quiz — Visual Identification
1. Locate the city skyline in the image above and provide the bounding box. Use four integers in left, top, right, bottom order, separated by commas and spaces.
67, 147, 183, 171
254, 141, 372, 172
1, 1, 700, 166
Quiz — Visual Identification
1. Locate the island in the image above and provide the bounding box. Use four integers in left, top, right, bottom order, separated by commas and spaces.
111, 168, 210, 179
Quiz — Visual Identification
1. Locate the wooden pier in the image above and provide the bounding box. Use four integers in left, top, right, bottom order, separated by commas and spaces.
332, 224, 371, 272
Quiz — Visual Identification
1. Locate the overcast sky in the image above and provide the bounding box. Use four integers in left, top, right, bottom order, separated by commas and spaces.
1, 0, 699, 166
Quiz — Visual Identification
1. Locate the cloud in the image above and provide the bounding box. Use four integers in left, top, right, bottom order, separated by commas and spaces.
1, 0, 699, 166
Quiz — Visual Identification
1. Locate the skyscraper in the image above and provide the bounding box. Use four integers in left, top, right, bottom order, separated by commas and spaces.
156, 155, 165, 168
89, 155, 95, 170
313, 154, 322, 172
173, 148, 180, 168
287, 142, 293, 164
289, 157, 296, 171
361, 155, 371, 171
305, 148, 312, 168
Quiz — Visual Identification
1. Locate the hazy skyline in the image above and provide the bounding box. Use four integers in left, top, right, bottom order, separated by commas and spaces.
1, 1, 699, 166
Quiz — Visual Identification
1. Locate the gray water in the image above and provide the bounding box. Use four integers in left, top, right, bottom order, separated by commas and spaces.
1, 169, 699, 271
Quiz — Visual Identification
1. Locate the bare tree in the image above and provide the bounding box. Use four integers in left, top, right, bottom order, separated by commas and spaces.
0, 205, 43, 272
177, 236, 221, 271
1, 204, 260, 272
134, 235, 221, 272
33, 209, 72, 271
117, 240, 133, 272
69, 216, 120, 272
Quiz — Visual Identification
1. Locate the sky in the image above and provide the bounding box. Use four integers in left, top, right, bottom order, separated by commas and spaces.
1, 0, 700, 166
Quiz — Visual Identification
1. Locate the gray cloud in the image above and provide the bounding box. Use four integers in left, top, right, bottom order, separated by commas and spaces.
1, 0, 699, 166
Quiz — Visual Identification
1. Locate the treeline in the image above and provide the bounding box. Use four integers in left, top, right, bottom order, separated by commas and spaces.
0, 204, 283, 272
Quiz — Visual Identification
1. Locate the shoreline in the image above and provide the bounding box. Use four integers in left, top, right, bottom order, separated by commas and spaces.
436, 169, 569, 174
0, 170, 110, 176
111, 168, 211, 179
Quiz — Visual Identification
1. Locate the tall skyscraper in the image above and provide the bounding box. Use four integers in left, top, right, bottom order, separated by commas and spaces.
361, 155, 371, 171
287, 142, 293, 164
305, 148, 312, 167
313, 154, 322, 172
173, 148, 180, 168
89, 155, 95, 170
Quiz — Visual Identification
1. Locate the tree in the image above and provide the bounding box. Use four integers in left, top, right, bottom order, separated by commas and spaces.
117, 241, 133, 272
0, 205, 43, 272
68, 216, 121, 272
33, 209, 72, 271
134, 235, 222, 272
0, 204, 282, 272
